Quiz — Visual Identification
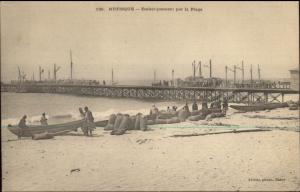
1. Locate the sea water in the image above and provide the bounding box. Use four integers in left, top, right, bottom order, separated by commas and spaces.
1, 92, 299, 130
1, 92, 182, 125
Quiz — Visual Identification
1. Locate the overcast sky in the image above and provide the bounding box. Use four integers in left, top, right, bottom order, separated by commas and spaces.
1, 1, 299, 82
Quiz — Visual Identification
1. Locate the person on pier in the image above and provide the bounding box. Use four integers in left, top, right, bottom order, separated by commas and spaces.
84, 106, 96, 137
18, 115, 28, 139
40, 113, 48, 126
150, 105, 159, 119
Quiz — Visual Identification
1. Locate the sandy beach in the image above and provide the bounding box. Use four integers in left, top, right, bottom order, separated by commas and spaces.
2, 124, 299, 191
1, 1, 299, 191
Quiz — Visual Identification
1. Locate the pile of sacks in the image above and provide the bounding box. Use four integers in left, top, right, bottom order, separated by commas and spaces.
104, 113, 148, 135
188, 108, 224, 121
148, 110, 182, 124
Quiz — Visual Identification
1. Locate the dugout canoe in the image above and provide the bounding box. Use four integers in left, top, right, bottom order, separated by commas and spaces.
7, 119, 84, 137
230, 102, 288, 112
94, 119, 108, 127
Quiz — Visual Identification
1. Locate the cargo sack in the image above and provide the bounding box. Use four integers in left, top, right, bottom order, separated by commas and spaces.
166, 117, 180, 124
32, 132, 54, 140
119, 114, 130, 131
190, 110, 201, 116
154, 119, 168, 124
112, 129, 127, 135
157, 112, 176, 119
105, 114, 116, 126
140, 115, 147, 131
128, 116, 136, 130
205, 112, 225, 121
113, 113, 123, 131
104, 124, 114, 131
134, 114, 141, 130
178, 110, 190, 122
188, 114, 206, 121
146, 119, 155, 125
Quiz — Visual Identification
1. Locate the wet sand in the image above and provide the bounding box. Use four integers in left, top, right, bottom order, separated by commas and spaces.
2, 125, 299, 191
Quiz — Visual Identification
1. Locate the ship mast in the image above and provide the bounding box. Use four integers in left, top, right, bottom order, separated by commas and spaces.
258, 64, 261, 81
198, 61, 202, 77
172, 69, 174, 86
54, 63, 60, 81
111, 68, 114, 85
70, 50, 73, 80
192, 60, 196, 79
18, 66, 21, 83
209, 59, 212, 78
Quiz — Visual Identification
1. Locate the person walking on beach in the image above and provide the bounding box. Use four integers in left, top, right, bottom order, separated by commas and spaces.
167, 106, 171, 112
216, 100, 222, 109
172, 106, 177, 111
210, 102, 215, 109
222, 99, 228, 114
192, 101, 198, 111
150, 105, 159, 119
79, 108, 87, 135
40, 113, 48, 125
84, 106, 96, 136
184, 102, 190, 112
18, 115, 28, 139
202, 100, 208, 110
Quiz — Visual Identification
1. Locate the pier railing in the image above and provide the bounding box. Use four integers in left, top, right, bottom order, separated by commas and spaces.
1, 83, 298, 103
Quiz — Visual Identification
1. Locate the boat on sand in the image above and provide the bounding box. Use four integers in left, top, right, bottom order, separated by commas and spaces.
7, 119, 84, 137
230, 102, 288, 112
94, 119, 108, 127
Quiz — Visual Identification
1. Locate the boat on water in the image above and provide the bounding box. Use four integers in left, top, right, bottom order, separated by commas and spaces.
230, 102, 288, 112
7, 119, 85, 137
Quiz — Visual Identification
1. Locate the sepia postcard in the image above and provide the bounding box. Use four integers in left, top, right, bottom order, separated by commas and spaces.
1, 1, 299, 191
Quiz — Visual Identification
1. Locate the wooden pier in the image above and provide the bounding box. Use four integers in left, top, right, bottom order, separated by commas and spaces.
1, 83, 298, 103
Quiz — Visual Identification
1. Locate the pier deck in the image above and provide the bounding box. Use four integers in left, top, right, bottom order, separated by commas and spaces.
1, 83, 298, 103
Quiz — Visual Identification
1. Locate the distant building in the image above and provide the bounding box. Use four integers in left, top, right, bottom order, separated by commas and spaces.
289, 69, 299, 90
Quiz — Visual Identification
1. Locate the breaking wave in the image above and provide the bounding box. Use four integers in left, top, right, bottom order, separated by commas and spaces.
1, 108, 151, 127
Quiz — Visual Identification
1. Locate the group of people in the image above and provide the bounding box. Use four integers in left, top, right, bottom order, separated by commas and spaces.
17, 113, 48, 139
197, 99, 228, 113
150, 99, 228, 118
166, 106, 178, 112
163, 99, 228, 114
17, 106, 96, 139
16, 99, 229, 139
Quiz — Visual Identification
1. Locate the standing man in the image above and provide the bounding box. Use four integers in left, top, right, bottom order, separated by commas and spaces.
18, 115, 28, 139
79, 107, 87, 134
192, 101, 198, 111
184, 102, 190, 112
40, 113, 48, 125
84, 106, 96, 136
202, 100, 208, 110
222, 99, 228, 114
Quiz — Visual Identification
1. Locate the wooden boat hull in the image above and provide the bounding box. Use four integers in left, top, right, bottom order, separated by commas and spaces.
230, 102, 288, 112
94, 120, 108, 127
7, 119, 84, 137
